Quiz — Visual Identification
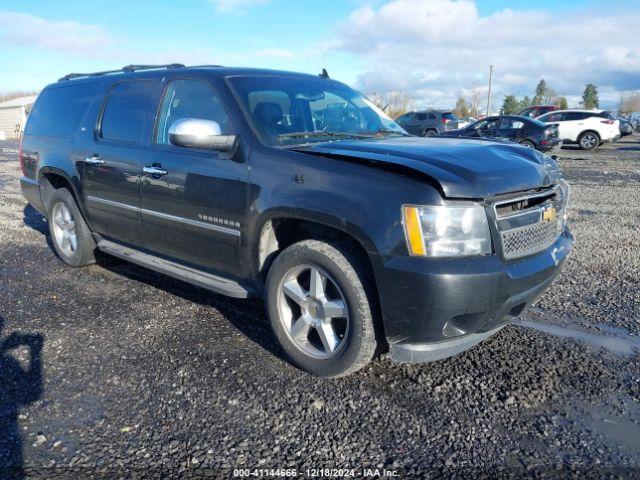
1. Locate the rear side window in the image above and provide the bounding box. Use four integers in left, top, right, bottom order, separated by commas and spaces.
25, 83, 98, 137
501, 118, 524, 129
563, 112, 584, 121
100, 81, 151, 143
415, 113, 427, 121
541, 112, 563, 122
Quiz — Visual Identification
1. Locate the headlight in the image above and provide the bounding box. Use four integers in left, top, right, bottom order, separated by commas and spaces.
403, 205, 492, 257
558, 178, 571, 225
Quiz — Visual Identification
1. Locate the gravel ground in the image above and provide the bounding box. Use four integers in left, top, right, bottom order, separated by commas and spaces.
0, 137, 639, 479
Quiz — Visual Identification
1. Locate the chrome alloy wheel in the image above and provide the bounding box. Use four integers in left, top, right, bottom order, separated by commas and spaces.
277, 264, 350, 359
580, 133, 598, 149
51, 202, 77, 257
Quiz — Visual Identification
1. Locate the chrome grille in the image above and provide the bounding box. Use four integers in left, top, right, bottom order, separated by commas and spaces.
500, 219, 562, 260
494, 185, 567, 260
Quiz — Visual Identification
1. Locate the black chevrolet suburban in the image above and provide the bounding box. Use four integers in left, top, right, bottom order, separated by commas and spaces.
20, 64, 573, 377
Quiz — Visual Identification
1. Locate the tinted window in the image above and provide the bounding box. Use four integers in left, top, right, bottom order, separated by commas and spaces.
396, 113, 412, 123
25, 83, 98, 137
155, 79, 231, 145
501, 118, 524, 129
540, 112, 563, 122
415, 113, 427, 121
100, 81, 151, 143
474, 118, 499, 131
563, 112, 586, 121
428, 113, 437, 120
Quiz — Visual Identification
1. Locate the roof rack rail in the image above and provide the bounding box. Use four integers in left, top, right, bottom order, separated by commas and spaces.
58, 63, 186, 82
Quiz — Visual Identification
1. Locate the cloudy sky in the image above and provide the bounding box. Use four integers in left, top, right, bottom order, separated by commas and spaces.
1, 0, 639, 109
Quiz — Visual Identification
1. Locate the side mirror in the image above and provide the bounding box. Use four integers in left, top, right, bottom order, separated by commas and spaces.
169, 118, 237, 152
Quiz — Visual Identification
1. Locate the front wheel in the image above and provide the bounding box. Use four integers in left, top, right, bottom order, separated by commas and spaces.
578, 131, 600, 150
266, 240, 378, 377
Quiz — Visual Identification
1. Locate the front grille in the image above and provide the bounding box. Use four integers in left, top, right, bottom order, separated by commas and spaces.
494, 186, 567, 260
500, 219, 562, 260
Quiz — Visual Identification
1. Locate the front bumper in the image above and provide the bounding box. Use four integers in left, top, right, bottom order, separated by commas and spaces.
376, 229, 573, 363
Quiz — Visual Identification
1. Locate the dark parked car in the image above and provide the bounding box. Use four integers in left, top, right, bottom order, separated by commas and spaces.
615, 115, 633, 136
395, 110, 459, 136
518, 105, 558, 118
20, 64, 573, 377
439, 115, 561, 151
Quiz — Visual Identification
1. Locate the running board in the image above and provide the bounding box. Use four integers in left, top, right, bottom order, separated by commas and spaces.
97, 240, 251, 298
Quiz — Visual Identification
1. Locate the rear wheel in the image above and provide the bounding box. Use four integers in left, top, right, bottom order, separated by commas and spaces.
47, 188, 96, 267
519, 140, 535, 149
578, 131, 600, 150
266, 240, 377, 377
423, 129, 437, 137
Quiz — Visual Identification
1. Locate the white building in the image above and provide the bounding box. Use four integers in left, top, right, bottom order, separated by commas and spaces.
0, 95, 38, 140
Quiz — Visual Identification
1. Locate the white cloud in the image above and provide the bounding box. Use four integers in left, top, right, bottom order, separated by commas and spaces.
209, 0, 268, 13
0, 11, 112, 55
330, 0, 640, 108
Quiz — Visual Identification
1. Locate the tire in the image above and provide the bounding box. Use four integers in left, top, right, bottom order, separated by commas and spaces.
423, 129, 437, 137
519, 140, 535, 149
266, 240, 378, 377
47, 188, 96, 267
578, 131, 600, 150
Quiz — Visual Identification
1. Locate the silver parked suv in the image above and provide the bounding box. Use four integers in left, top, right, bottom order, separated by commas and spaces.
395, 110, 460, 136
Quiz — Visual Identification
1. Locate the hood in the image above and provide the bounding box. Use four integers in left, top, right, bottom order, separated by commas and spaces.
294, 136, 553, 199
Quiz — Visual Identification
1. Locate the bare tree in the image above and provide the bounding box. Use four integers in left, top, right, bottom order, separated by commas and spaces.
368, 90, 414, 119
468, 85, 484, 118
619, 92, 640, 114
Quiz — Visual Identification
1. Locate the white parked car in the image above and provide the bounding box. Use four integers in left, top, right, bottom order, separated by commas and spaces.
537, 109, 620, 150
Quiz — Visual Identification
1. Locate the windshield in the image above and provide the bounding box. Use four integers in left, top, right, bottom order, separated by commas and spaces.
228, 75, 408, 146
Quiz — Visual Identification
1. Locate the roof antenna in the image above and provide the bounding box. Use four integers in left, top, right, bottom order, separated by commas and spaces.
319, 68, 329, 79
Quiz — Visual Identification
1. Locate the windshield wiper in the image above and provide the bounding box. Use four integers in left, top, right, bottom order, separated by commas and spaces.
374, 128, 411, 137
278, 130, 374, 140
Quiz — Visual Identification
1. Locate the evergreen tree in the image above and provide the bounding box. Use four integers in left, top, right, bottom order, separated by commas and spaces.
581, 84, 599, 109
518, 96, 533, 111
533, 79, 548, 104
501, 95, 519, 115
453, 96, 470, 119
557, 97, 569, 110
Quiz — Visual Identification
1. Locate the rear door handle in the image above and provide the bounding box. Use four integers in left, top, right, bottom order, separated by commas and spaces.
84, 154, 104, 165
143, 165, 168, 176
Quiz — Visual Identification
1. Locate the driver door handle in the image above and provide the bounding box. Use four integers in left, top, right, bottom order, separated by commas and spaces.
84, 154, 104, 165
143, 165, 168, 176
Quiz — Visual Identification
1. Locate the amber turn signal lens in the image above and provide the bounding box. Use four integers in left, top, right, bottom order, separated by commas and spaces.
403, 206, 426, 256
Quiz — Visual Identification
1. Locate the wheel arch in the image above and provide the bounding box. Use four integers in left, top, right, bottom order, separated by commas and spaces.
255, 209, 380, 279
38, 167, 92, 224
579, 129, 601, 142
39, 167, 79, 209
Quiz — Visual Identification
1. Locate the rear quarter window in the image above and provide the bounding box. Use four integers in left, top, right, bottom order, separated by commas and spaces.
25, 83, 99, 137
100, 81, 152, 144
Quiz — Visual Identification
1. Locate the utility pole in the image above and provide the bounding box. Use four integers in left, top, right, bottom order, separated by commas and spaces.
486, 64, 494, 116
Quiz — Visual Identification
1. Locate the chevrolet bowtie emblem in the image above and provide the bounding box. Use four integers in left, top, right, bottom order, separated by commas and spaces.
542, 206, 557, 222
